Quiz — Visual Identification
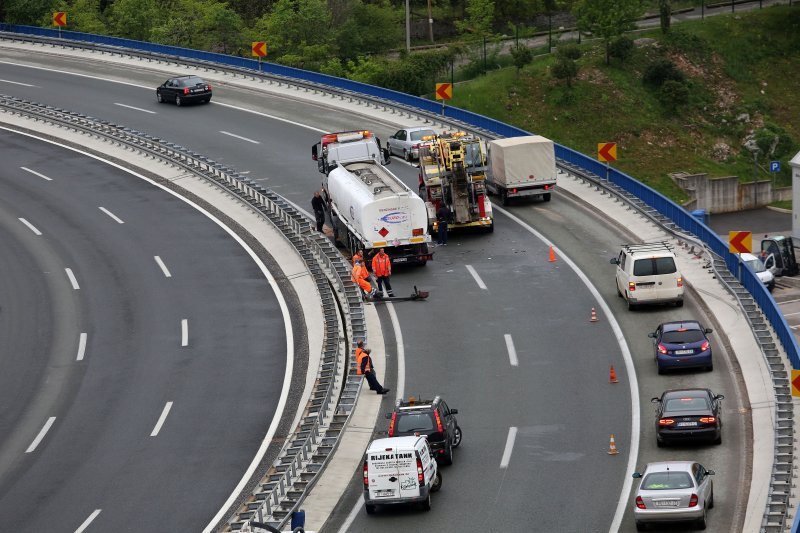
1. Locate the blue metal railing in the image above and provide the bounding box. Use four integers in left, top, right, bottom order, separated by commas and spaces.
2, 22, 798, 369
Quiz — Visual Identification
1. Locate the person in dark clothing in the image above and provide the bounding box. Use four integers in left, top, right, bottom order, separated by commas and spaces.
360, 349, 390, 395
436, 204, 451, 245
311, 191, 326, 232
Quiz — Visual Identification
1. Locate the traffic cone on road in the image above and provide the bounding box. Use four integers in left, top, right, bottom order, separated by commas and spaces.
548, 246, 557, 262
608, 434, 620, 455
609, 365, 619, 384
590, 308, 599, 322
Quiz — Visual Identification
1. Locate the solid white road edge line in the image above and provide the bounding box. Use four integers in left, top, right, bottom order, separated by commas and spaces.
76, 333, 87, 361
150, 402, 173, 437
219, 130, 260, 144
154, 255, 172, 277
337, 300, 405, 533
19, 217, 42, 235
113, 102, 156, 114
20, 166, 53, 181
65, 268, 80, 290
504, 334, 519, 366
0, 127, 293, 533
25, 416, 56, 453
181, 319, 188, 347
98, 206, 124, 224
492, 204, 639, 533
500, 426, 518, 468
0, 78, 36, 87
74, 509, 102, 533
465, 264, 488, 290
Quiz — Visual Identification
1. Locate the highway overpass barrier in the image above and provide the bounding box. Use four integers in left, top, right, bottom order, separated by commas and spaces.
1, 25, 798, 531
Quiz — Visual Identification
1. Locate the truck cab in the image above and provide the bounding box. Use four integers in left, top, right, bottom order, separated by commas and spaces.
311, 130, 390, 175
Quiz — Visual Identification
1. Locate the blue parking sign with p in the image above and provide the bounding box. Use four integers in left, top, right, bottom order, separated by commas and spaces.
770, 161, 781, 173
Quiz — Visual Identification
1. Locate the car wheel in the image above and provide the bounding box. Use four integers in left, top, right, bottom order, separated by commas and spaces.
452, 425, 462, 448
616, 283, 622, 297
404, 149, 411, 162
656, 438, 664, 448
708, 489, 714, 509
365, 504, 376, 515
543, 192, 551, 202
440, 442, 454, 466
421, 493, 431, 511
175, 95, 182, 107
657, 364, 664, 375
696, 507, 707, 529
430, 470, 442, 493
714, 434, 722, 445
676, 299, 684, 307
706, 363, 714, 372
156, 92, 164, 103
635, 521, 647, 532
627, 296, 636, 311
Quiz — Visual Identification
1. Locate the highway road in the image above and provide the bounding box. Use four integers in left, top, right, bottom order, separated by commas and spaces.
0, 128, 289, 531
0, 47, 749, 532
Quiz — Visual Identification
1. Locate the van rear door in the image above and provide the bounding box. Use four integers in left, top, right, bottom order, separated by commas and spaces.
368, 446, 420, 500
632, 256, 679, 301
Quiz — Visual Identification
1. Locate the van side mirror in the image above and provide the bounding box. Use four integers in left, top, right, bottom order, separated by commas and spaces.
449, 409, 458, 415
707, 470, 715, 476
610, 258, 619, 265
385, 413, 392, 419
714, 394, 725, 401
311, 143, 319, 161
632, 472, 642, 479
647, 332, 656, 338
650, 397, 660, 404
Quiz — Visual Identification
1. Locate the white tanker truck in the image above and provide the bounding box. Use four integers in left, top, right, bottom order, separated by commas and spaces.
311, 131, 432, 266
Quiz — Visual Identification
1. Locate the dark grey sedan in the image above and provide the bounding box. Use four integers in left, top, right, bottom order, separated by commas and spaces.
651, 388, 723, 447
156, 75, 212, 106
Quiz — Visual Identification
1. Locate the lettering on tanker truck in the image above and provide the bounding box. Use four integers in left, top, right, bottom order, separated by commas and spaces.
379, 211, 410, 224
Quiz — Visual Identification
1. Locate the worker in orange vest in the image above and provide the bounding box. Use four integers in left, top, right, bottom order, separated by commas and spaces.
355, 340, 366, 375
360, 348, 389, 395
351, 258, 375, 297
371, 248, 394, 297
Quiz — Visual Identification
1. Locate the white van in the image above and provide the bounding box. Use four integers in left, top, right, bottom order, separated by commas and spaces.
610, 242, 684, 310
740, 252, 775, 291
363, 435, 442, 514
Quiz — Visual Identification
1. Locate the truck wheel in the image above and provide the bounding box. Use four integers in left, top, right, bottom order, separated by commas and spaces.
365, 504, 376, 515
430, 471, 442, 493
421, 494, 431, 511
501, 190, 509, 206
675, 299, 684, 308
486, 222, 494, 233
543, 193, 551, 202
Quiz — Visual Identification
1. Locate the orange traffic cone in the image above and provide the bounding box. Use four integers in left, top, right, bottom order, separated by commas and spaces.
608, 434, 620, 455
548, 246, 557, 263
590, 308, 599, 322
609, 365, 618, 384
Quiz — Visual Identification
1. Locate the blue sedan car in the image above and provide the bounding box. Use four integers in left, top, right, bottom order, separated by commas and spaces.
649, 320, 713, 374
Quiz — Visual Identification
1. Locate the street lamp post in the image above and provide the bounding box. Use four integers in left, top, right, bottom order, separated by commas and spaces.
406, 0, 411, 52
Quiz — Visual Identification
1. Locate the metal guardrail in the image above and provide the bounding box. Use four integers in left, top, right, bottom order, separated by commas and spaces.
1, 28, 797, 529
0, 94, 364, 531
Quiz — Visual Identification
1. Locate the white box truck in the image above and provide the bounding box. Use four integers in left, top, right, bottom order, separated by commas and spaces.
362, 435, 441, 514
487, 135, 557, 205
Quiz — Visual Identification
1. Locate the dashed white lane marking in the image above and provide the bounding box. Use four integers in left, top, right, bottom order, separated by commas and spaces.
98, 207, 124, 224
504, 334, 519, 366
25, 417, 56, 453
76, 333, 88, 361
219, 130, 260, 144
20, 166, 52, 181
465, 264, 488, 290
19, 218, 42, 235
113, 102, 156, 114
181, 319, 188, 346
154, 256, 172, 278
65, 268, 80, 290
150, 402, 173, 437
0, 78, 36, 87
74, 509, 101, 533
500, 426, 518, 468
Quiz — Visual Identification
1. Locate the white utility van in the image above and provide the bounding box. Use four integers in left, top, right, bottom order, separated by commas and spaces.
740, 252, 775, 291
363, 435, 441, 514
610, 242, 684, 310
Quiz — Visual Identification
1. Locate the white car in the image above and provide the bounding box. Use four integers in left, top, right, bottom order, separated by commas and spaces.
386, 127, 437, 161
740, 252, 775, 291
633, 461, 714, 531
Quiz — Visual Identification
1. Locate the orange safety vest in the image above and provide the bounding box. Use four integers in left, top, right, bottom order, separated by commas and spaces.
372, 253, 391, 277
355, 346, 365, 375
361, 354, 372, 374
351, 264, 363, 283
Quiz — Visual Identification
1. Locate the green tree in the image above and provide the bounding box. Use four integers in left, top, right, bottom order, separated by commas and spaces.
510, 44, 533, 74
250, 0, 332, 60
608, 35, 634, 62
551, 57, 578, 87
44, 0, 107, 33
334, 0, 401, 60
456, 0, 495, 37
659, 0, 671, 34
108, 0, 160, 41
6, 0, 55, 25
199, 1, 244, 53
573, 0, 642, 64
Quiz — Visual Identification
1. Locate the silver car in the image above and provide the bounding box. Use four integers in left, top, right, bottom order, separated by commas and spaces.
633, 461, 714, 531
386, 127, 436, 161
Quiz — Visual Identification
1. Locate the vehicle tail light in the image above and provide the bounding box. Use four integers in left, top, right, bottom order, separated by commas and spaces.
434, 410, 444, 433
689, 494, 698, 507
699, 417, 716, 424
388, 412, 396, 437
512, 188, 517, 194
628, 281, 636, 292
412, 143, 420, 149
206, 84, 212, 91
677, 277, 683, 287
658, 418, 675, 426
544, 184, 551, 190
412, 228, 424, 236
183, 87, 190, 95
363, 461, 369, 488
635, 496, 646, 509
700, 341, 709, 351
657, 344, 668, 355
416, 457, 424, 485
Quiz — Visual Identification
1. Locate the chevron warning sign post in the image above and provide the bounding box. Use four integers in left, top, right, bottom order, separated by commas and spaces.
728, 231, 752, 254
252, 41, 267, 71
53, 12, 67, 26
792, 370, 800, 397
598, 143, 617, 162
435, 83, 452, 115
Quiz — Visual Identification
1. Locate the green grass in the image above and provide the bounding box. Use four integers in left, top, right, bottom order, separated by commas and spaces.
446, 5, 800, 203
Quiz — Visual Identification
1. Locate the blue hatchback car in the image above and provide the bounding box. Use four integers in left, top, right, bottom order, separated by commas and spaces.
649, 320, 713, 374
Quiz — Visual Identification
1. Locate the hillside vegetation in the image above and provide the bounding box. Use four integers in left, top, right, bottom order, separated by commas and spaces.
448, 5, 800, 204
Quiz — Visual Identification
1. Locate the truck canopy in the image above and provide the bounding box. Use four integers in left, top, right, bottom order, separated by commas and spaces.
489, 135, 556, 186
